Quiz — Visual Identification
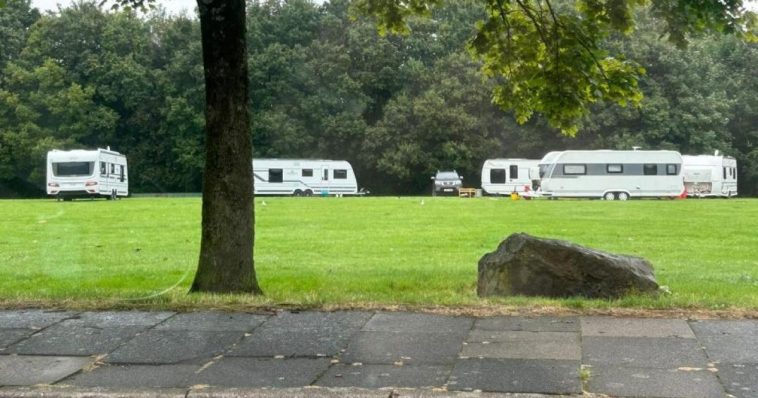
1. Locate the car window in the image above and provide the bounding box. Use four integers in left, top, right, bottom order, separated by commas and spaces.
436, 172, 459, 179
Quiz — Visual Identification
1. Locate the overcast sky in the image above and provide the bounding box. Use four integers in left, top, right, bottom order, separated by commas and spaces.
29, 0, 758, 16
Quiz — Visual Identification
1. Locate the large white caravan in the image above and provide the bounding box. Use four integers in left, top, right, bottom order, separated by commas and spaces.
480, 158, 541, 195
46, 148, 128, 200
682, 153, 737, 197
252, 159, 358, 196
538, 150, 684, 200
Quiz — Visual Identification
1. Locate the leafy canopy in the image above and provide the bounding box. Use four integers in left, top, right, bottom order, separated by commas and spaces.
354, 0, 758, 135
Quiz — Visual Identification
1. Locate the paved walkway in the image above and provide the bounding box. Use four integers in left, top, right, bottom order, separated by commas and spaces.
0, 310, 756, 397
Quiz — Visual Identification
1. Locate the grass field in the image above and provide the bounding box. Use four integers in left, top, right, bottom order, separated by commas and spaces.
0, 197, 756, 313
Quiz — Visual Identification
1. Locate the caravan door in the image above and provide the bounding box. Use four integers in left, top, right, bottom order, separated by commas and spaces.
321, 167, 329, 195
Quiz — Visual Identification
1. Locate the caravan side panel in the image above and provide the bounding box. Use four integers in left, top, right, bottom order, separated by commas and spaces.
539, 150, 684, 199
682, 155, 737, 197
46, 148, 128, 199
481, 159, 540, 195
253, 159, 358, 196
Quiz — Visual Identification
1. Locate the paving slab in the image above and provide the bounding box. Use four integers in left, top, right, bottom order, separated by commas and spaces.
689, 320, 758, 337
586, 365, 724, 398
717, 363, 758, 398
582, 336, 708, 368
188, 387, 390, 398
697, 335, 758, 363
0, 310, 75, 329
315, 364, 450, 389
11, 325, 146, 356
0, 329, 35, 351
342, 331, 465, 365
461, 331, 580, 360
466, 330, 578, 343
105, 330, 243, 364
194, 357, 331, 388
190, 390, 574, 398
61, 311, 174, 328
62, 363, 201, 388
581, 317, 695, 338
228, 329, 354, 358
258, 311, 372, 332
226, 311, 370, 358
362, 312, 472, 334
155, 312, 268, 332
0, 355, 91, 385
474, 317, 578, 332
1, 387, 561, 398
448, 358, 580, 394
0, 386, 188, 398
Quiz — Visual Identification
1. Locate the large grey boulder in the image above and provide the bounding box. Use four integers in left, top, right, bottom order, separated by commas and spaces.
477, 233, 658, 299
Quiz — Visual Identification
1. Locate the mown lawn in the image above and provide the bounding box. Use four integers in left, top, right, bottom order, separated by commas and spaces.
0, 197, 756, 312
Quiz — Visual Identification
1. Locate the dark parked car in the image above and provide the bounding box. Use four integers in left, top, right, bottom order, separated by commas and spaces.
432, 170, 463, 195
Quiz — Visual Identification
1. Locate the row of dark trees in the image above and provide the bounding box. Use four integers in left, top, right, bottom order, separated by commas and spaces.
1, 0, 756, 197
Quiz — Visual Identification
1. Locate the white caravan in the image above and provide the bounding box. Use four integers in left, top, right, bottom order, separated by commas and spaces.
538, 150, 684, 200
480, 158, 541, 195
253, 159, 358, 196
682, 153, 738, 197
46, 148, 128, 200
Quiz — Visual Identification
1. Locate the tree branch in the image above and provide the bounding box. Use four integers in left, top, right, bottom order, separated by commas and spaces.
544, 0, 560, 61
541, 0, 610, 82
495, 0, 514, 59
514, 0, 551, 49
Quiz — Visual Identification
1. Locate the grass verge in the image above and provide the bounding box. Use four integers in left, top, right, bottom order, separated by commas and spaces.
1, 197, 756, 315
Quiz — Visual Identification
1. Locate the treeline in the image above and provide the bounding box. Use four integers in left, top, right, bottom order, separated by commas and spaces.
1, 0, 756, 196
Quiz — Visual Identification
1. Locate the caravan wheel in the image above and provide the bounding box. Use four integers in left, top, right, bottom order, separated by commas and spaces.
617, 192, 629, 201
304, 189, 313, 196
603, 192, 616, 201
293, 189, 303, 196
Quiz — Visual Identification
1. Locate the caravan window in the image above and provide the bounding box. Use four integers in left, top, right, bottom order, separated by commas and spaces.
666, 164, 678, 175
100, 162, 107, 175
563, 164, 586, 175
607, 164, 623, 174
490, 169, 506, 184
302, 169, 313, 177
268, 169, 283, 183
323, 169, 329, 180
643, 164, 657, 175
110, 164, 115, 174
53, 162, 94, 177
334, 169, 348, 179
539, 164, 550, 178
723, 167, 728, 180
509, 165, 518, 180
119, 165, 125, 182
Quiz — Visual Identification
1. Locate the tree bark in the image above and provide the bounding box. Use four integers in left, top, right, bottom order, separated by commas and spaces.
191, 0, 262, 294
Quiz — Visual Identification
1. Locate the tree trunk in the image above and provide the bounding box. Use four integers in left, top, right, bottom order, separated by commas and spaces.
191, 0, 262, 294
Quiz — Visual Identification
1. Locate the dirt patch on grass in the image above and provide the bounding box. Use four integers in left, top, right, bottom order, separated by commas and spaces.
1, 299, 756, 319
319, 303, 758, 319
